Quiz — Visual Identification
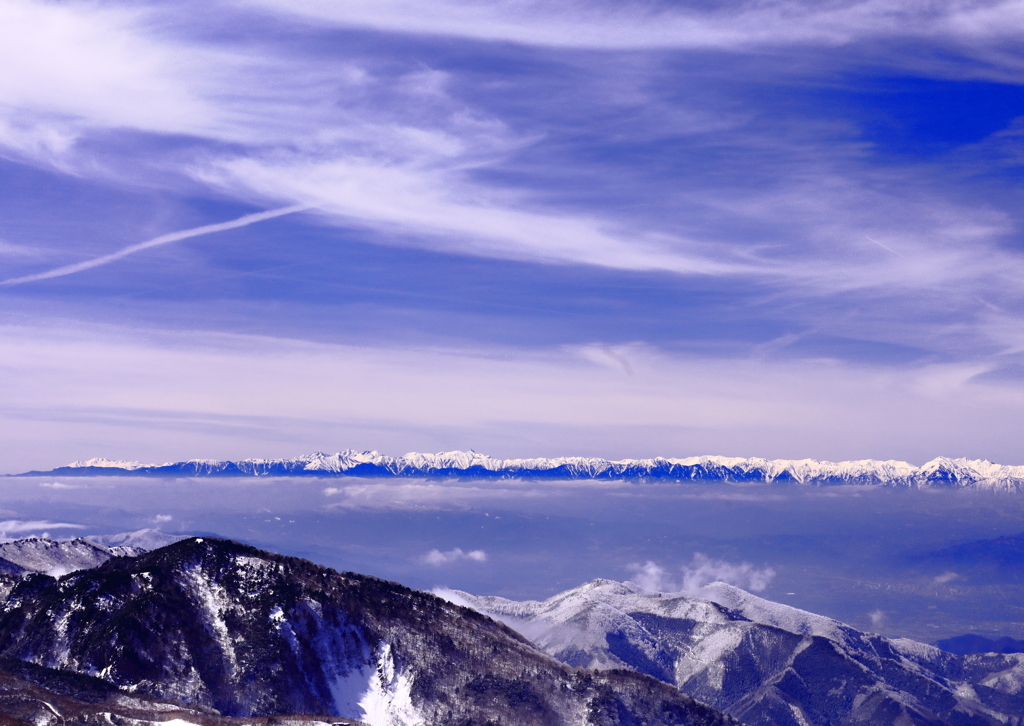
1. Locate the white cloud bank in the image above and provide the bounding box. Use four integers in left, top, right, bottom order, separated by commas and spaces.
422, 548, 487, 565
629, 554, 776, 595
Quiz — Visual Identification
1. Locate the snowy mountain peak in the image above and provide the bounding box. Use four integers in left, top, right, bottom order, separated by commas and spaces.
85, 528, 187, 552
67, 457, 147, 469
696, 581, 852, 641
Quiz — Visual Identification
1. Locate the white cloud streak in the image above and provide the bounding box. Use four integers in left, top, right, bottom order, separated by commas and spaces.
0, 239, 46, 258
198, 158, 738, 275
244, 0, 1024, 53
0, 519, 84, 534
1, 205, 310, 286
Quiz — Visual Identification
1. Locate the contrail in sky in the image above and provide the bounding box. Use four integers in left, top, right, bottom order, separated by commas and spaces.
864, 235, 902, 257
0, 204, 311, 286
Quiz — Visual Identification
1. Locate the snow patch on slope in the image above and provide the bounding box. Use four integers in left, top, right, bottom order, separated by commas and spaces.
358, 643, 424, 726
181, 564, 238, 676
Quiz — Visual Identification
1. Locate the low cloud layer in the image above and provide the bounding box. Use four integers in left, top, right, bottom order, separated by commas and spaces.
0, 519, 84, 538
629, 554, 776, 595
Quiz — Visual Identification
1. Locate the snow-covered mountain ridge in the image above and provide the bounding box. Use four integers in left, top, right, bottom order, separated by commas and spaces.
20, 451, 1024, 490
0, 529, 187, 602
0, 537, 737, 726
447, 579, 1024, 726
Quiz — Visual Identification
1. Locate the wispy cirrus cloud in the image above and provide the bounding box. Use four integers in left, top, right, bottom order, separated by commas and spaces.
0, 0, 217, 146
197, 157, 741, 275
0, 0, 1018, 303
0, 0, 1014, 289
0, 239, 46, 258
0, 0, 746, 279
2, 0, 1024, 468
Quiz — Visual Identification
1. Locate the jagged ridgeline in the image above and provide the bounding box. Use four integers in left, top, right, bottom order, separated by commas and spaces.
18, 451, 1024, 489
0, 538, 736, 726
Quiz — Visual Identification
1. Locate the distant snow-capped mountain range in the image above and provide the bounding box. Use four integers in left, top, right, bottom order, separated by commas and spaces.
15, 450, 1024, 490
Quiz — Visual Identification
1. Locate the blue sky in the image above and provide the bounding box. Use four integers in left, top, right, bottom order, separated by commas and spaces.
2, 0, 1024, 470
